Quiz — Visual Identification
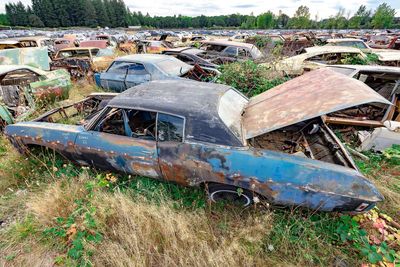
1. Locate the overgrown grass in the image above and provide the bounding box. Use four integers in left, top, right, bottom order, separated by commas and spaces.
1, 138, 399, 266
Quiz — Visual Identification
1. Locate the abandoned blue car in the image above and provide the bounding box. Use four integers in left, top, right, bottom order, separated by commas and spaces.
5, 68, 389, 212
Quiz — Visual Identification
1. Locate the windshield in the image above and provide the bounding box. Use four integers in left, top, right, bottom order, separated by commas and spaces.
156, 58, 193, 76
218, 89, 248, 141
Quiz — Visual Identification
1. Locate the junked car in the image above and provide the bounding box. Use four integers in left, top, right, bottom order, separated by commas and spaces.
162, 47, 219, 69
273, 46, 368, 76
5, 69, 386, 212
0, 65, 71, 129
199, 40, 264, 63
324, 65, 400, 151
94, 54, 219, 92
50, 47, 114, 79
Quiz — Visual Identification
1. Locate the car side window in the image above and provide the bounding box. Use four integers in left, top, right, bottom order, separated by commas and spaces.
223, 46, 238, 56
94, 108, 156, 140
157, 113, 184, 142
238, 48, 248, 57
127, 63, 149, 75
107, 61, 130, 74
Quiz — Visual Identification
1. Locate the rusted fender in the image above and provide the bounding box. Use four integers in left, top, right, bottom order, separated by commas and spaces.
158, 142, 383, 212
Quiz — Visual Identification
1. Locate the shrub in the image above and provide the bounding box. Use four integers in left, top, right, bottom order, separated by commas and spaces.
217, 61, 289, 97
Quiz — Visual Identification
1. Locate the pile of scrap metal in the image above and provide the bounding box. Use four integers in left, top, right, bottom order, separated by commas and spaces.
50, 47, 114, 80
245, 33, 314, 58
0, 65, 71, 130
94, 54, 219, 92
323, 65, 400, 152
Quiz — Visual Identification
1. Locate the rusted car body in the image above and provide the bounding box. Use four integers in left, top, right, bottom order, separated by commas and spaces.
0, 65, 71, 129
367, 35, 399, 50
94, 54, 219, 92
5, 69, 385, 212
273, 46, 368, 76
53, 38, 75, 53
51, 47, 114, 79
162, 47, 219, 69
324, 65, 400, 151
0, 40, 22, 50
199, 40, 264, 63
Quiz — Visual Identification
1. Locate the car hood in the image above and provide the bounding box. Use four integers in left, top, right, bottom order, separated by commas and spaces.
241, 68, 392, 140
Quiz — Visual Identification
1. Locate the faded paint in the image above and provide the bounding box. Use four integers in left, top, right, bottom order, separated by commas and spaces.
0, 47, 50, 70
5, 118, 383, 213
243, 68, 392, 139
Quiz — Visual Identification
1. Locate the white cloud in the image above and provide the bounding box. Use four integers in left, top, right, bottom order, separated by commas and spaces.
0, 0, 399, 19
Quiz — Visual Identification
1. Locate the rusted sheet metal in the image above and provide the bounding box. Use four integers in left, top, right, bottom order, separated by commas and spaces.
5, 120, 383, 212
0, 66, 71, 127
0, 47, 50, 70
243, 68, 392, 139
80, 40, 109, 49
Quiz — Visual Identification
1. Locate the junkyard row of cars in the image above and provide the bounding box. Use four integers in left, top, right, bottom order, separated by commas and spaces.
1, 28, 400, 213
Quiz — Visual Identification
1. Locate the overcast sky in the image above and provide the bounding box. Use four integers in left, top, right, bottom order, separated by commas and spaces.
1, 0, 399, 19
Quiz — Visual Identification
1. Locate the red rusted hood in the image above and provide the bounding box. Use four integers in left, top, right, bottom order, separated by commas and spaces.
242, 68, 392, 140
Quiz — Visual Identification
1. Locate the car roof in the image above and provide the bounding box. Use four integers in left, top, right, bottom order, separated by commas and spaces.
109, 79, 229, 116
114, 54, 175, 64
201, 40, 255, 49
108, 80, 243, 146
305, 46, 362, 54
327, 38, 364, 43
163, 47, 203, 55
58, 47, 99, 51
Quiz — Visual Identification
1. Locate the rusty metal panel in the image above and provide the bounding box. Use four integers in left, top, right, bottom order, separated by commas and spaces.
243, 68, 392, 139
80, 40, 108, 49
0, 47, 50, 70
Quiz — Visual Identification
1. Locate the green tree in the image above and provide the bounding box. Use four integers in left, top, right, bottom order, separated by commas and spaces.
257, 11, 274, 29
28, 14, 44, 27
348, 5, 371, 29
290, 5, 310, 29
0, 14, 10, 25
371, 3, 396, 29
94, 0, 110, 27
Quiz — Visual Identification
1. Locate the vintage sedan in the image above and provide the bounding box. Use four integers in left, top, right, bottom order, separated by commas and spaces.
94, 54, 219, 92
5, 69, 387, 212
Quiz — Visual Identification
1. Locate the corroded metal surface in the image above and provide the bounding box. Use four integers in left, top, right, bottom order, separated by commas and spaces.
243, 68, 392, 139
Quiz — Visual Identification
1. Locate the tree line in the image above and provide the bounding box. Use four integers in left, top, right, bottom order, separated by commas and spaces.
2, 1, 399, 29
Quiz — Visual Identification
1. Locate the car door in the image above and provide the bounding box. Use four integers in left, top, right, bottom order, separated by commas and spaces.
74, 107, 162, 178
100, 61, 130, 92
125, 63, 151, 88
156, 113, 193, 185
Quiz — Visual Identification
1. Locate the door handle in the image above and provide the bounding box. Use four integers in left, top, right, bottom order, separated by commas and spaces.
141, 151, 153, 155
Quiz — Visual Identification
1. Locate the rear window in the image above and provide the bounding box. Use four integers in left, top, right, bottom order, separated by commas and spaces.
218, 89, 248, 141
156, 58, 193, 77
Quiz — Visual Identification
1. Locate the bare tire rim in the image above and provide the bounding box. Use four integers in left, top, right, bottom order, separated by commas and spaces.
210, 189, 251, 206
